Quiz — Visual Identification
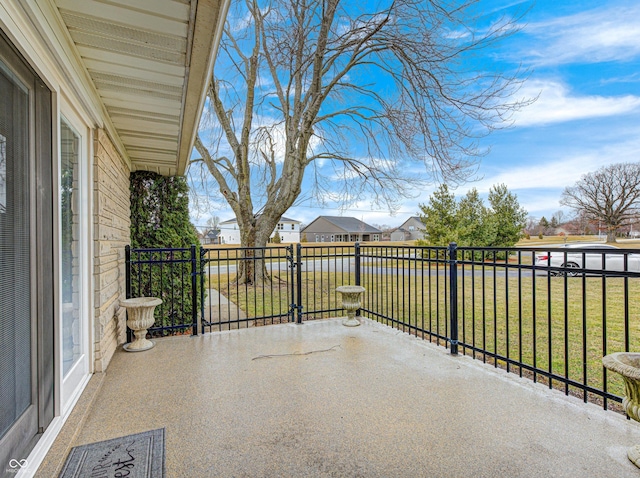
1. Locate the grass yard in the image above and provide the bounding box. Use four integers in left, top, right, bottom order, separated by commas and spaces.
458, 275, 638, 401
517, 235, 640, 249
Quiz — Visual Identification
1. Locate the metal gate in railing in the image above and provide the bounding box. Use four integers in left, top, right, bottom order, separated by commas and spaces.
126, 242, 640, 412
125, 243, 363, 335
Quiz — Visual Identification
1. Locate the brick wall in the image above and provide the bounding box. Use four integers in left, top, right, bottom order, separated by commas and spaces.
93, 129, 130, 372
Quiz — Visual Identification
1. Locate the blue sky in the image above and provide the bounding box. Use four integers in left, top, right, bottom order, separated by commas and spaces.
191, 0, 640, 231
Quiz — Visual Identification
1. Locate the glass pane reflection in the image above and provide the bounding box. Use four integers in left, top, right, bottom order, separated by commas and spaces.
61, 120, 81, 377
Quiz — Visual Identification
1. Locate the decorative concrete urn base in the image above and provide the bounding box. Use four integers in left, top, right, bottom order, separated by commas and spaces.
120, 297, 162, 352
336, 285, 365, 327
602, 352, 640, 468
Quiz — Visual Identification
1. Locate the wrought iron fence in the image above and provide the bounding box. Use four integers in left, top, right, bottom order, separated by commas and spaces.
125, 242, 640, 411
450, 243, 640, 412
199, 245, 292, 329
125, 246, 199, 338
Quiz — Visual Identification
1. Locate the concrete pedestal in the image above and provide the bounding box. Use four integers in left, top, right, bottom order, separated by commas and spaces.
121, 297, 162, 352
336, 285, 365, 327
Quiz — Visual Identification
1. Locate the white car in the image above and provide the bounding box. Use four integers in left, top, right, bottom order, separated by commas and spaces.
534, 243, 640, 276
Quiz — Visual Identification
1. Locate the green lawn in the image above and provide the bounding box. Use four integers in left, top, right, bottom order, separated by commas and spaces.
455, 274, 637, 402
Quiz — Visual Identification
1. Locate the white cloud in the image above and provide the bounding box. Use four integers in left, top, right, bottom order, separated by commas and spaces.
305, 208, 409, 228
469, 156, 627, 195
485, 0, 530, 16
227, 10, 254, 33
456, 132, 640, 216
516, 195, 563, 217
513, 80, 640, 127
600, 73, 640, 85
523, 4, 640, 66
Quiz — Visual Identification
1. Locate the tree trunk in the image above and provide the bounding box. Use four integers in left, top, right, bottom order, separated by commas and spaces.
606, 230, 617, 243
235, 222, 272, 285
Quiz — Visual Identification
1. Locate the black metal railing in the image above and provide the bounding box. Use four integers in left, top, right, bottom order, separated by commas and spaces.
125, 246, 199, 338
199, 245, 292, 330
358, 244, 451, 347
452, 244, 640, 411
125, 242, 640, 412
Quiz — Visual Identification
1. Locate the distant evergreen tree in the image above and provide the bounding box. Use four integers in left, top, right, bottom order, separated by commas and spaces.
457, 188, 493, 247
419, 183, 526, 252
487, 184, 527, 247
419, 184, 458, 246
538, 216, 549, 235
270, 232, 282, 244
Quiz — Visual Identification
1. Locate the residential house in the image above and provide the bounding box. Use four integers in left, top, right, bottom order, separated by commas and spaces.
301, 216, 381, 242
379, 227, 393, 241
0, 0, 229, 473
390, 216, 426, 242
219, 215, 302, 244
201, 228, 222, 245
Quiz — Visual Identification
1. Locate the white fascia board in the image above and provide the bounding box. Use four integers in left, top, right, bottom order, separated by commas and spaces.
176, 0, 231, 175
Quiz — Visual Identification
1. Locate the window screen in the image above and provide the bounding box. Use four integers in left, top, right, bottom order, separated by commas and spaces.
0, 60, 32, 440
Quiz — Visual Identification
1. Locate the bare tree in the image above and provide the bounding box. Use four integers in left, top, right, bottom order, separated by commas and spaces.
537, 216, 549, 236
561, 162, 640, 243
552, 210, 565, 226
524, 216, 537, 236
206, 215, 221, 230
193, 0, 530, 283
565, 210, 593, 236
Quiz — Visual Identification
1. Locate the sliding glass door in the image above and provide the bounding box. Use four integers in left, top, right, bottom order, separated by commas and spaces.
0, 32, 53, 476
0, 44, 36, 470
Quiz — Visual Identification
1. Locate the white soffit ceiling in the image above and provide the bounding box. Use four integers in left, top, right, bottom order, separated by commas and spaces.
54, 0, 226, 176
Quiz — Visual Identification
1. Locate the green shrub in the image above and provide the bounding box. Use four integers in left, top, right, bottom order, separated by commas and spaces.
130, 171, 202, 331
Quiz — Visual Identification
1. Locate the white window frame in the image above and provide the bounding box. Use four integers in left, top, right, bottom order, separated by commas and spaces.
57, 106, 93, 416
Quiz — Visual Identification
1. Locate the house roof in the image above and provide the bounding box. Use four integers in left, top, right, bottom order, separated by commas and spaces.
393, 216, 425, 230
402, 216, 424, 225
54, 0, 229, 176
303, 216, 381, 233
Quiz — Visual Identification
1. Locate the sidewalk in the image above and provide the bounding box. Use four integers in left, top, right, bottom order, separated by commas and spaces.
203, 288, 252, 330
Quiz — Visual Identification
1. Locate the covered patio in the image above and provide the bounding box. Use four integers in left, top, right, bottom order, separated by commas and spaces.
37, 318, 640, 477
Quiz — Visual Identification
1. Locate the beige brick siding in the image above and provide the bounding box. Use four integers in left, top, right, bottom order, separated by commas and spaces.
93, 129, 130, 372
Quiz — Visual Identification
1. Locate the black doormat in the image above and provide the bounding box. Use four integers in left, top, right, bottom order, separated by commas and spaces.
59, 428, 165, 478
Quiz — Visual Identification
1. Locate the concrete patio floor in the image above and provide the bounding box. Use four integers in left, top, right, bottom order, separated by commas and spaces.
38, 318, 640, 477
